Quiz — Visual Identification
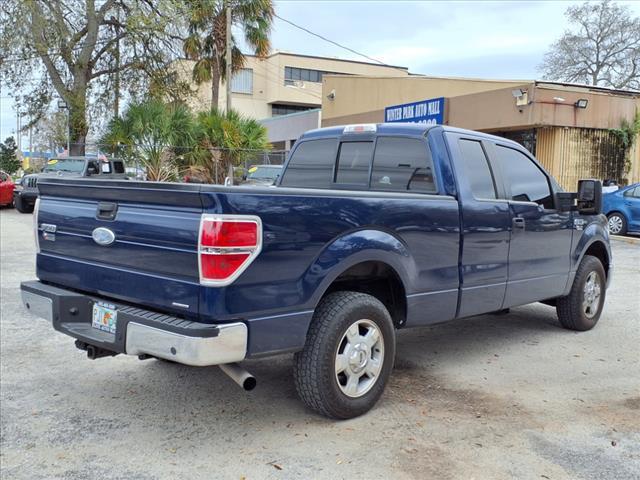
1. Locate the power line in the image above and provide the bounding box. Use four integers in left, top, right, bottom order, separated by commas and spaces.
274, 14, 407, 74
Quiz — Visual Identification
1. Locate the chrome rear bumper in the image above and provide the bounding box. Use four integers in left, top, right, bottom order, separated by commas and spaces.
125, 321, 247, 366
20, 280, 247, 367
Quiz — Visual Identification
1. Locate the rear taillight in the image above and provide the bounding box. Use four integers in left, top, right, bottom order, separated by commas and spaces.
33, 197, 41, 253
198, 214, 262, 286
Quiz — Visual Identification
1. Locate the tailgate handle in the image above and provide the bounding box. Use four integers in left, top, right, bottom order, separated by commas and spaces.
96, 202, 118, 220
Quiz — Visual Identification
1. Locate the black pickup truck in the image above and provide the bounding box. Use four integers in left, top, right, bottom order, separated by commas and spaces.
21, 124, 611, 419
14, 156, 127, 213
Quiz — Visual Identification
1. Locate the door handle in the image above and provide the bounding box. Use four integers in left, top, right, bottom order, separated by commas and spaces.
513, 217, 525, 229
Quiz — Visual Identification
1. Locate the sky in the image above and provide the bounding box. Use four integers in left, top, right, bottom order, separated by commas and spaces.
2, 0, 640, 147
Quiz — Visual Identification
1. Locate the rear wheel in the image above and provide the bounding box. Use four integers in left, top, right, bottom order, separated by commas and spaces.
607, 212, 627, 235
14, 196, 34, 214
294, 291, 395, 419
556, 255, 606, 331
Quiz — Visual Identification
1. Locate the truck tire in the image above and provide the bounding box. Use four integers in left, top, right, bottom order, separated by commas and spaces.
607, 212, 627, 235
556, 255, 606, 331
293, 291, 396, 419
14, 196, 34, 214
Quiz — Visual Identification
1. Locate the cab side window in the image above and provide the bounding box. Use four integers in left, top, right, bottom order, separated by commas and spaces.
87, 161, 100, 175
458, 139, 496, 199
494, 145, 553, 209
100, 161, 112, 174
371, 137, 436, 193
113, 161, 125, 174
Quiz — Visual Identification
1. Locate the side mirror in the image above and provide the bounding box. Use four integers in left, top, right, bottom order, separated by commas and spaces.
577, 179, 602, 215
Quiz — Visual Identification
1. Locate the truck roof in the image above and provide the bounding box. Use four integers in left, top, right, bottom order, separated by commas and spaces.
301, 123, 431, 140
300, 123, 523, 149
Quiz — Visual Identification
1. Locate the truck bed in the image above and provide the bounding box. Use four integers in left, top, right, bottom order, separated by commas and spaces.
36, 177, 460, 356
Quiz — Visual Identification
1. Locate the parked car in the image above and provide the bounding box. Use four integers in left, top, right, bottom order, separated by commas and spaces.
21, 124, 611, 419
0, 171, 14, 207
603, 182, 640, 235
13, 156, 127, 213
241, 164, 283, 186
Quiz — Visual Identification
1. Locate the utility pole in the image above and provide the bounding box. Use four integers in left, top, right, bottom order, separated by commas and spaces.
114, 7, 121, 118
16, 113, 21, 152
225, 2, 232, 113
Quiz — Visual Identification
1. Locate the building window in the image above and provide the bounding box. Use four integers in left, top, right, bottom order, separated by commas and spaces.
284, 66, 343, 84
271, 104, 315, 116
231, 68, 253, 94
493, 129, 537, 155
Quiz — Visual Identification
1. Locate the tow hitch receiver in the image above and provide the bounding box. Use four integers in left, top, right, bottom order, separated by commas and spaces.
75, 340, 118, 360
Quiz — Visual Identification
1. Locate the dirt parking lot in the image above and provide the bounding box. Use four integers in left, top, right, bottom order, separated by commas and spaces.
1, 208, 639, 480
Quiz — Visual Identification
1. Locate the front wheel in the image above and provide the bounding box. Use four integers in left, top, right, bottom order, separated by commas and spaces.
556, 255, 606, 331
14, 196, 34, 214
294, 291, 396, 419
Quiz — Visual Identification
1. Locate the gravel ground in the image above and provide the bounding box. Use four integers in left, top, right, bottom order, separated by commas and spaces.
1, 207, 639, 480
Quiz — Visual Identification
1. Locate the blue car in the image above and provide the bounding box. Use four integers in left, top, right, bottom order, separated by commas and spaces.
603, 183, 640, 235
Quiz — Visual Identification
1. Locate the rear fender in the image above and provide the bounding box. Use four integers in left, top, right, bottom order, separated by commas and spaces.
302, 228, 413, 309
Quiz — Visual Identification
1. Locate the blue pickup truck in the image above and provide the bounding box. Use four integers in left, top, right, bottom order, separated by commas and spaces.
21, 124, 612, 419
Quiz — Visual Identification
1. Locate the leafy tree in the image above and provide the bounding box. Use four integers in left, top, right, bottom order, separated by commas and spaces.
1, 0, 189, 156
100, 99, 195, 181
183, 0, 274, 110
539, 0, 640, 89
0, 137, 21, 175
31, 112, 69, 152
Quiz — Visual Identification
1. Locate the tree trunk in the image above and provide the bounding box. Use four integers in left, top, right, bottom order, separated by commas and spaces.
210, 60, 221, 111
68, 89, 88, 156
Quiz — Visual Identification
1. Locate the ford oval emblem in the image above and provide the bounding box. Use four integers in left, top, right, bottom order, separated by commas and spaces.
92, 227, 116, 246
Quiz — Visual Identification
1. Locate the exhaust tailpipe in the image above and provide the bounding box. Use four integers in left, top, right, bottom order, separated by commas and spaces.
219, 363, 256, 391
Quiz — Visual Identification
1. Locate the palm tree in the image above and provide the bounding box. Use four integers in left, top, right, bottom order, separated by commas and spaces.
100, 99, 196, 181
183, 0, 274, 110
193, 108, 270, 183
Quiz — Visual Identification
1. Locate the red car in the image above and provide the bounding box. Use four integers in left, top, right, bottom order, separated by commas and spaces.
0, 171, 15, 207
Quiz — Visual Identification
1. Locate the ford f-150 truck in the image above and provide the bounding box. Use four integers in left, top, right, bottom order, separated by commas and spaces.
21, 124, 611, 419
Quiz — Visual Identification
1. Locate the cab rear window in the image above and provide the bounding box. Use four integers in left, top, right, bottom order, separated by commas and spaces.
335, 142, 373, 185
281, 135, 436, 194
280, 139, 337, 189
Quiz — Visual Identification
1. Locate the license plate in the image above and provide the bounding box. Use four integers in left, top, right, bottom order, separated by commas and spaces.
92, 302, 117, 334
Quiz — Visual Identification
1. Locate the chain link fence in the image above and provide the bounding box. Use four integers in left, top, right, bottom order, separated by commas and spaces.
22, 143, 289, 184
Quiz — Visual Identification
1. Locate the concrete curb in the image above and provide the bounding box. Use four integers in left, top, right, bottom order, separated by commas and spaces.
611, 234, 640, 245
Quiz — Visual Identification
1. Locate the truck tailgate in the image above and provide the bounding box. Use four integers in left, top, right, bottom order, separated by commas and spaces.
36, 179, 203, 317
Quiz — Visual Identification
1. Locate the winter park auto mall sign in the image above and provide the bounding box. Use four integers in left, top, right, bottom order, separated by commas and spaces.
384, 97, 445, 125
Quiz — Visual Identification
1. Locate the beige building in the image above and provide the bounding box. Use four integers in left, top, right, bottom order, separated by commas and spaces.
175, 52, 409, 151
174, 51, 408, 124
321, 75, 640, 188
